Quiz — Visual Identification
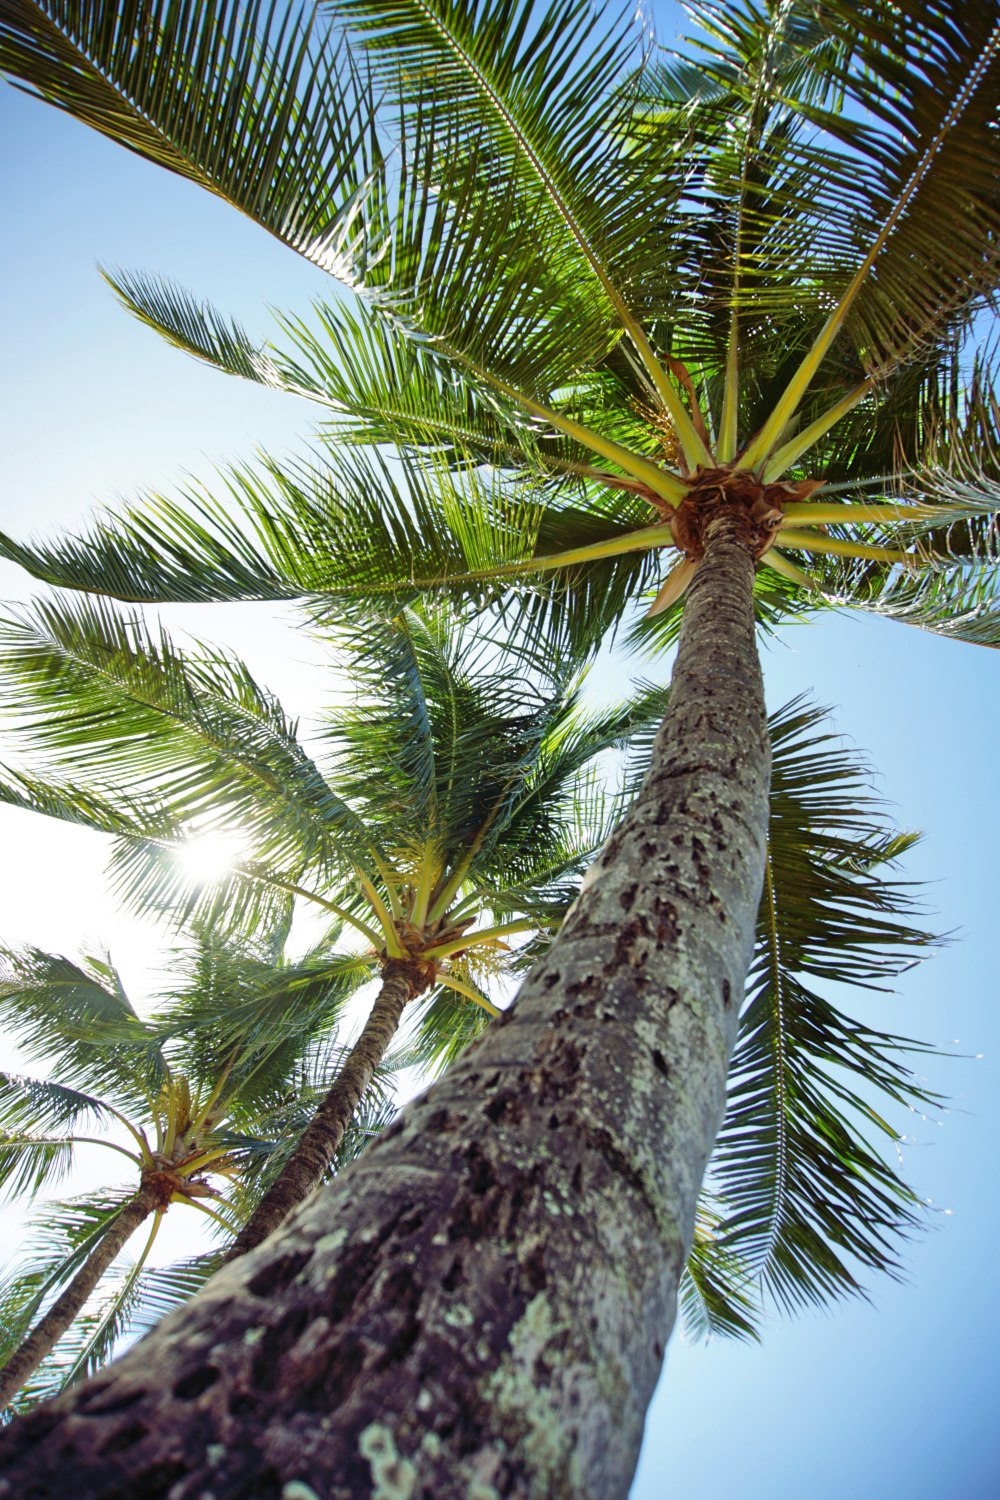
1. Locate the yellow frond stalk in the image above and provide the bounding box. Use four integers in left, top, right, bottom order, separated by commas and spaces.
777, 530, 921, 566
779, 502, 938, 528
761, 380, 873, 480
436, 971, 503, 1018
760, 550, 823, 592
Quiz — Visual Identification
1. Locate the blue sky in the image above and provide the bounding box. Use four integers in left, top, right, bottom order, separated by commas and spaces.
1, 12, 999, 1497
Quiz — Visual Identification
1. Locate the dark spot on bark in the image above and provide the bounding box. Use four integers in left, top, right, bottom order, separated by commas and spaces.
98, 1419, 148, 1456
424, 1108, 450, 1132
565, 978, 598, 1007
571, 1162, 583, 1194
580, 1127, 656, 1225
247, 1248, 313, 1299
537, 1038, 582, 1103
653, 898, 679, 948
484, 1090, 521, 1124
466, 1144, 495, 1195
653, 1339, 663, 1360
619, 882, 637, 910
543, 970, 561, 990
651, 1048, 669, 1079
395, 1207, 428, 1240
297, 1333, 369, 1413
130, 1459, 189, 1498
323, 1225, 397, 1327
441, 1257, 463, 1293
374, 1267, 423, 1368
723, 980, 733, 1008
614, 916, 648, 965
255, 1302, 333, 1398
548, 1112, 560, 1129
76, 1377, 111, 1406
172, 1365, 219, 1400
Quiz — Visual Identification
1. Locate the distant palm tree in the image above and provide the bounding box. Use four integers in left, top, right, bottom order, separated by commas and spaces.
0, 595, 646, 1253
0, 926, 395, 1412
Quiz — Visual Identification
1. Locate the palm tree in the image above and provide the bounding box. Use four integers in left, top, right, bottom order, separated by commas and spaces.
0, 584, 939, 1341
0, 0, 991, 1491
0, 594, 646, 1253
0, 620, 943, 1482
0, 925, 396, 1412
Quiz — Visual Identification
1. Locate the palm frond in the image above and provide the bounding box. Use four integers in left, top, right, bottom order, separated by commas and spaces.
0, 947, 163, 1107
0, 1189, 137, 1367
0, 0, 379, 274
0, 596, 370, 878
711, 698, 942, 1312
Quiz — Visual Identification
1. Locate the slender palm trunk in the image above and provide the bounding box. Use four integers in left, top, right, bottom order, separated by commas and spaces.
0, 515, 770, 1499
225, 962, 424, 1261
0, 1185, 159, 1412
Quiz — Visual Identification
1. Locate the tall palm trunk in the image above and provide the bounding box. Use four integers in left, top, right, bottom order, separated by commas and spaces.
0, 514, 770, 1499
225, 961, 426, 1261
0, 1184, 159, 1412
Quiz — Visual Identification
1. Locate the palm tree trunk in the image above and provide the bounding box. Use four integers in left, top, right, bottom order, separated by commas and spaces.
0, 1185, 159, 1412
0, 513, 769, 1499
225, 961, 425, 1261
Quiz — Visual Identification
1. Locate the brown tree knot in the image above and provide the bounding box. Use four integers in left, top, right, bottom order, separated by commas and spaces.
668, 467, 822, 561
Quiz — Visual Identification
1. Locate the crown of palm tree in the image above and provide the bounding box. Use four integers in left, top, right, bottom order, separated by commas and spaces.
0, 927, 398, 1412
0, 594, 646, 1057
0, 0, 997, 653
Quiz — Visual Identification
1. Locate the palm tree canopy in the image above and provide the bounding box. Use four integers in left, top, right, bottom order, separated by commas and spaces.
1, 0, 999, 652
0, 594, 652, 1054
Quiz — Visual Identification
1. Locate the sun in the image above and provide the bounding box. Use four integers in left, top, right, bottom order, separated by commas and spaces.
174, 829, 246, 883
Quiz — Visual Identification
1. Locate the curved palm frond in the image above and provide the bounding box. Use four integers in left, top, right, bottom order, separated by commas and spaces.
0, 0, 379, 274
0, 948, 163, 1110
712, 698, 942, 1312
0, 596, 371, 876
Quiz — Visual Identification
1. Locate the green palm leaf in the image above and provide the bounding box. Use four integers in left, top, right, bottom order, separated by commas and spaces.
712, 698, 941, 1312
0, 0, 378, 274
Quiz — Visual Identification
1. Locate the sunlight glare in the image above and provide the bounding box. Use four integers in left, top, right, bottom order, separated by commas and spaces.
175, 829, 246, 883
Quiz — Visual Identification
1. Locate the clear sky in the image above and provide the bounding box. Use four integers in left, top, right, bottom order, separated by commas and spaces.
2, 12, 999, 1498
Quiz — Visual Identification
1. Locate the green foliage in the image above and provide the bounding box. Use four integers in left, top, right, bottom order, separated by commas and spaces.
0, 926, 398, 1412
3, 0, 1000, 646
0, 0, 973, 1352
698, 700, 941, 1329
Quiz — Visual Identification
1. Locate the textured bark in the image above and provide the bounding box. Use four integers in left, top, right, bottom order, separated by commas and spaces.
226, 963, 423, 1261
0, 515, 770, 1500
0, 1186, 158, 1412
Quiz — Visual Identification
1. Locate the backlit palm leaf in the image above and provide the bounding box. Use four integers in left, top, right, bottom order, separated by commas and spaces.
711, 699, 941, 1312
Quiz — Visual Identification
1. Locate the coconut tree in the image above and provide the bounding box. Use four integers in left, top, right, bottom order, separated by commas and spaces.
0, 593, 650, 1256
0, 609, 944, 1484
0, 0, 992, 1492
0, 926, 397, 1412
